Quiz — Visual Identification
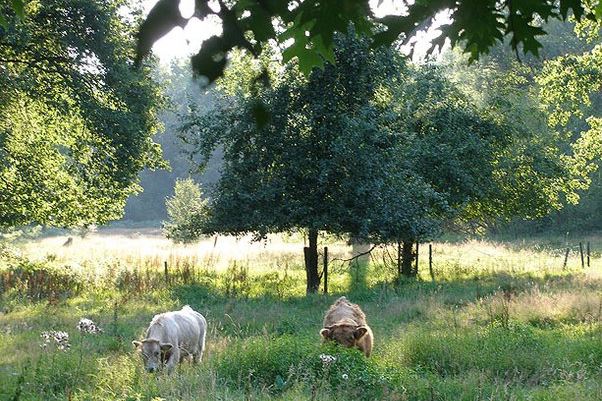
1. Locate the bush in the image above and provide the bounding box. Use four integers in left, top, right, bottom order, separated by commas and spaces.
163, 178, 209, 243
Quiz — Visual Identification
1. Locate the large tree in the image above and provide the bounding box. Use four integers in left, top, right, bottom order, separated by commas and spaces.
182, 33, 406, 292
0, 0, 164, 228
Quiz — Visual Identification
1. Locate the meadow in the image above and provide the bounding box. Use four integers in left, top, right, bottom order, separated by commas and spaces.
1, 229, 601, 400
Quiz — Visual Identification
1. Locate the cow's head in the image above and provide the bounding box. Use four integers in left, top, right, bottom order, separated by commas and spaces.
320, 324, 368, 348
132, 339, 173, 372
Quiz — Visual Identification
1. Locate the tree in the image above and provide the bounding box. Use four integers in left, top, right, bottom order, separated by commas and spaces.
163, 178, 209, 243
180, 33, 591, 288
0, 0, 164, 228
535, 44, 602, 229
136, 0, 602, 83
444, 18, 602, 235
182, 33, 405, 291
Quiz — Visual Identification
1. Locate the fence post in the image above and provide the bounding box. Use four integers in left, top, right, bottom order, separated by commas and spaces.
415, 242, 419, 275
428, 243, 435, 282
587, 242, 591, 267
164, 261, 169, 285
323, 246, 328, 294
562, 248, 570, 270
579, 242, 584, 269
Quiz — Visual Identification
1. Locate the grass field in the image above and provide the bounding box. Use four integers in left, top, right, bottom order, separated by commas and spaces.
1, 230, 601, 400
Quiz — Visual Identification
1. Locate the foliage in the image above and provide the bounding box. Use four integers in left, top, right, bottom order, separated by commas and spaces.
441, 42, 602, 234
136, 0, 600, 83
0, 0, 165, 229
483, 17, 602, 235
181, 34, 590, 250
163, 178, 210, 243
527, 44, 602, 233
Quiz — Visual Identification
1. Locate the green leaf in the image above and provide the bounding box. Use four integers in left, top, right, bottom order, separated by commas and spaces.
371, 15, 410, 48
559, 0, 585, 20
0, 12, 7, 29
297, 48, 324, 75
11, 0, 25, 19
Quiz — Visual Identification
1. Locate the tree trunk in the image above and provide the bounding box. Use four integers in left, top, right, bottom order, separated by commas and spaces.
400, 240, 416, 278
304, 229, 320, 294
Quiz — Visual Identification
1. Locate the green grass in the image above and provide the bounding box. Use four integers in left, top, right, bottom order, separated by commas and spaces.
1, 232, 601, 400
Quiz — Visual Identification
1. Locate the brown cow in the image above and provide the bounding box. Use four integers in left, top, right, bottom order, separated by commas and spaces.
320, 296, 373, 357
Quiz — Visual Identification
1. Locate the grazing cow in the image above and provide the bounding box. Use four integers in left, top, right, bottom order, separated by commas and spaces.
320, 296, 373, 357
133, 305, 207, 373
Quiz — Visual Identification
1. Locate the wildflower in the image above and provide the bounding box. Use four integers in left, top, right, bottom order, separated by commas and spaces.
319, 353, 337, 366
40, 331, 70, 351
77, 318, 103, 334
341, 373, 349, 380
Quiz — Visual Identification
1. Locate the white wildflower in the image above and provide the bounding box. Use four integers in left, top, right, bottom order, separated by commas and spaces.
341, 373, 349, 380
40, 331, 70, 351
77, 318, 103, 334
319, 353, 337, 365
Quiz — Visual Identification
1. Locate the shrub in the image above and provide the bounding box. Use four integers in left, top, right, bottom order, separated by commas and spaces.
163, 178, 209, 243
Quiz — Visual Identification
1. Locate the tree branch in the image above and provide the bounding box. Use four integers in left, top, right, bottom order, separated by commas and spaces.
330, 244, 378, 264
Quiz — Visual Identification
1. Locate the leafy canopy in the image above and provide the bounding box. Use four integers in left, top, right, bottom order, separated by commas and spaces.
0, 0, 165, 228
136, 0, 600, 83
179, 33, 588, 244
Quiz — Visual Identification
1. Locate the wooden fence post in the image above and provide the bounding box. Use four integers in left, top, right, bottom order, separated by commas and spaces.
579, 242, 584, 269
164, 261, 169, 285
562, 248, 570, 270
428, 243, 435, 282
323, 246, 328, 294
587, 242, 591, 267
415, 242, 420, 275
397, 241, 402, 279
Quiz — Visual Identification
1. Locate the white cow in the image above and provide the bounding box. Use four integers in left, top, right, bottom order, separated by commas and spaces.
133, 305, 207, 373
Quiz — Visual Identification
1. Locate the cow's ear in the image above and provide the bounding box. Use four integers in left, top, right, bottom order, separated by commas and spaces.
160, 343, 173, 352
320, 328, 331, 339
354, 326, 368, 339
132, 340, 142, 349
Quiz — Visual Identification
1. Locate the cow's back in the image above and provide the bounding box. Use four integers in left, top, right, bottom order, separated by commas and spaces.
323, 296, 367, 326
181, 305, 207, 333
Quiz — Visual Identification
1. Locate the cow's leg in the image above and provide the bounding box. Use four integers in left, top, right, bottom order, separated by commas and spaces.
165, 347, 180, 373
194, 331, 206, 364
